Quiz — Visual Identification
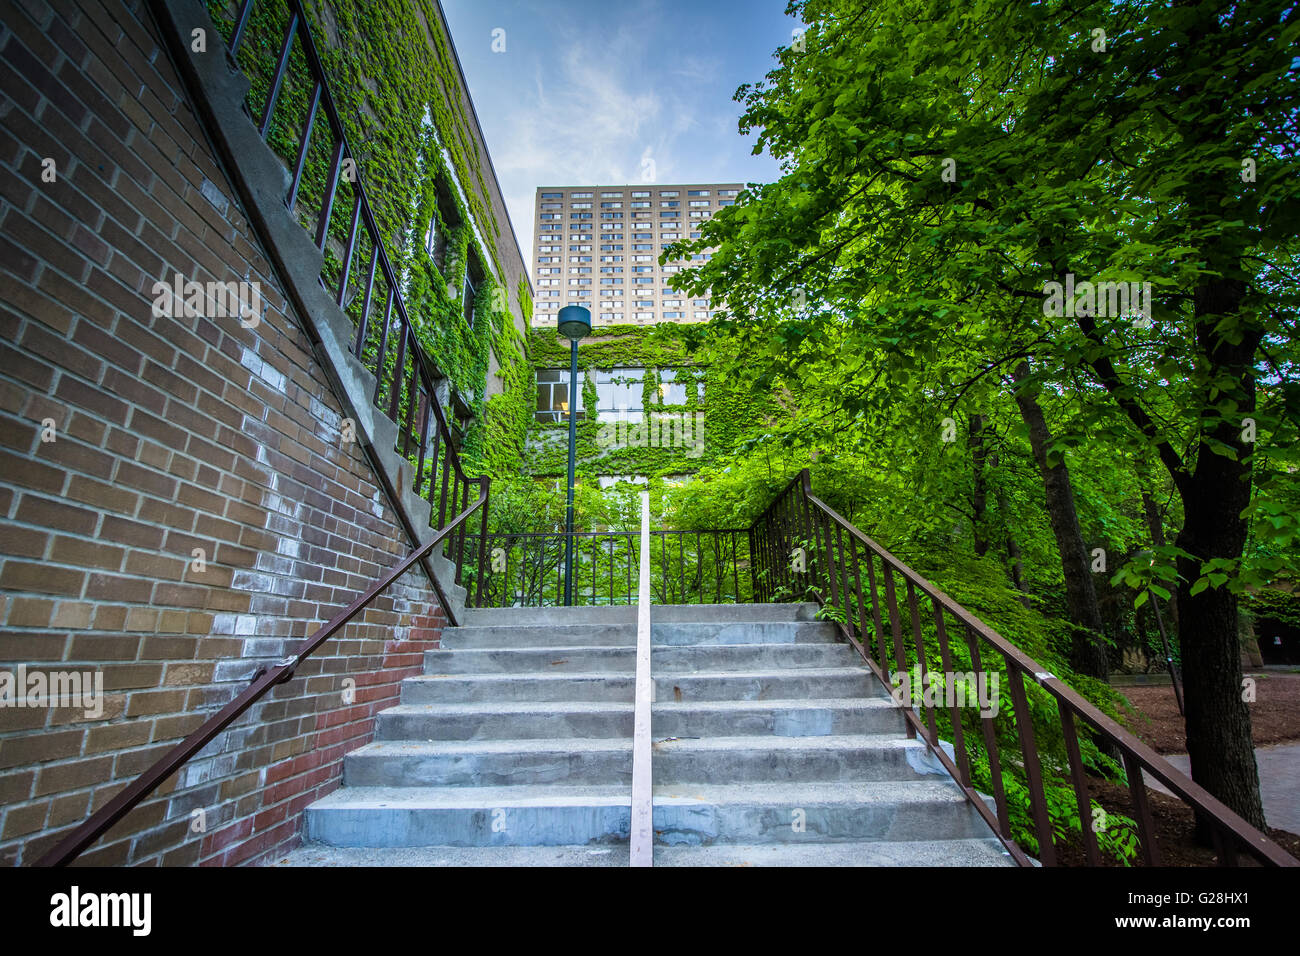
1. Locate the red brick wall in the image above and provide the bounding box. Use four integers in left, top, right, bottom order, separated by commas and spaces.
0, 0, 445, 866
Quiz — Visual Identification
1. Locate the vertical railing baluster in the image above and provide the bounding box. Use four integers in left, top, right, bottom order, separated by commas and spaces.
822, 512, 842, 616
228, 0, 254, 55
353, 247, 378, 357
454, 476, 469, 585
413, 393, 430, 497
475, 478, 490, 608
1006, 662, 1056, 865
371, 291, 393, 402
964, 626, 1011, 838
438, 437, 451, 530
883, 563, 908, 680
732, 531, 740, 602
907, 581, 938, 745
259, 10, 298, 138
864, 551, 888, 682
1123, 751, 1161, 866
932, 604, 971, 788
287, 81, 320, 213
315, 139, 344, 250
400, 365, 417, 458
747, 528, 757, 602
1059, 707, 1101, 866
847, 534, 869, 660
337, 193, 362, 307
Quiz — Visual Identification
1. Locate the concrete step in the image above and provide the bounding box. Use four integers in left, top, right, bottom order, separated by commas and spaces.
377, 701, 633, 741
460, 602, 819, 628
441, 623, 634, 650
651, 780, 992, 845
439, 619, 838, 650
344, 738, 631, 788
421, 642, 859, 675
651, 734, 926, 784
652, 620, 838, 647
304, 784, 631, 847
653, 667, 881, 703
264, 843, 630, 866
652, 697, 904, 737
267, 839, 1012, 867
652, 839, 1014, 866
401, 672, 634, 704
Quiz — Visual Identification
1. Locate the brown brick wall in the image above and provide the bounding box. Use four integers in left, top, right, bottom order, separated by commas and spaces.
0, 0, 445, 866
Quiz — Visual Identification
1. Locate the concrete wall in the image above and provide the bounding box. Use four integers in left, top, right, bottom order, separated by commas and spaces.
0, 0, 449, 865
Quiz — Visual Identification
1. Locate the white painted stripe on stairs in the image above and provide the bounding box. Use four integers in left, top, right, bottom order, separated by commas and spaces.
630, 491, 653, 867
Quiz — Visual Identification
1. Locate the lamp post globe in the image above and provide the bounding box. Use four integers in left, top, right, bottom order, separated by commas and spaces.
557, 305, 592, 342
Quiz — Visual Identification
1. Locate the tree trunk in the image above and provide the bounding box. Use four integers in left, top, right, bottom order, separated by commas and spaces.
1011, 362, 1109, 678
989, 451, 1031, 608
1174, 278, 1265, 832
969, 414, 990, 557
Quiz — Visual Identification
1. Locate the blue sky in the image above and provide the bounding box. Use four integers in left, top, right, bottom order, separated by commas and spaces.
440, 0, 795, 275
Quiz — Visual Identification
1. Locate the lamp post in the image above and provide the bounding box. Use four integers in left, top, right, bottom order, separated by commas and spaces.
556, 305, 591, 606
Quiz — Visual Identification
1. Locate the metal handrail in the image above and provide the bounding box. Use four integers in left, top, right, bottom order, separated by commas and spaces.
33, 489, 488, 867
751, 468, 1297, 868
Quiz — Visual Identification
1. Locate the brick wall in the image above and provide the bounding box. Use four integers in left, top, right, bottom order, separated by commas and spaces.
0, 0, 447, 866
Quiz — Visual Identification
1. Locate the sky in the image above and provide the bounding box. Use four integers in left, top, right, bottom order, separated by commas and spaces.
439, 0, 795, 278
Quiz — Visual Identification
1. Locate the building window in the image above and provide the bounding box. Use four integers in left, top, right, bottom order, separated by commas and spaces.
657, 369, 701, 405
659, 191, 680, 198
601, 192, 624, 199
571, 192, 593, 198
688, 190, 710, 197
598, 475, 647, 489
541, 191, 562, 198
595, 367, 645, 422
463, 254, 483, 327
631, 191, 650, 198
536, 369, 584, 424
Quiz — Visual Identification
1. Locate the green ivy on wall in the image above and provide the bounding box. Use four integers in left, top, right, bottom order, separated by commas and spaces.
521, 325, 773, 480
204, 0, 533, 478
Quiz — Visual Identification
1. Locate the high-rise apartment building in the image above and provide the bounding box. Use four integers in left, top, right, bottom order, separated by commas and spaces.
531, 183, 742, 327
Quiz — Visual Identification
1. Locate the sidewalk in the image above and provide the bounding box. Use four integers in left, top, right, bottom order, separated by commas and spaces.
1144, 742, 1300, 835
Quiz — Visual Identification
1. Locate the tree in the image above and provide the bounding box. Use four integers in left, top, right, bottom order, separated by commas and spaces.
666, 0, 1300, 827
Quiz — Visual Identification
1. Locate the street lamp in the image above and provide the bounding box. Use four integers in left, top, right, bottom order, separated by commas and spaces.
557, 305, 591, 606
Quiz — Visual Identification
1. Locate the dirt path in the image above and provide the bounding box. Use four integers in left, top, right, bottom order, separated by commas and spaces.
1117, 671, 1300, 754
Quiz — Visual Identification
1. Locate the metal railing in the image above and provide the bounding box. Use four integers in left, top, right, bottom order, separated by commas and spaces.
751, 469, 1297, 867
462, 528, 752, 608
220, 0, 487, 601
34, 487, 488, 867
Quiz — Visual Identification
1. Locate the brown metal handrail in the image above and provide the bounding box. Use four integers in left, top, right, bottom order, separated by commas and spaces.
33, 489, 488, 867
751, 469, 1297, 867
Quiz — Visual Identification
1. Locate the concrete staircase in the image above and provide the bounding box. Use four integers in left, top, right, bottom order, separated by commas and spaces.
290, 603, 1011, 866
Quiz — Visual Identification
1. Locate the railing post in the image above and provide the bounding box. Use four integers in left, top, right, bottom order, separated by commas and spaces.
474, 477, 490, 608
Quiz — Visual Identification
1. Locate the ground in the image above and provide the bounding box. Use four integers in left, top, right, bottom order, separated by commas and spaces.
1053, 669, 1300, 866
1117, 670, 1300, 753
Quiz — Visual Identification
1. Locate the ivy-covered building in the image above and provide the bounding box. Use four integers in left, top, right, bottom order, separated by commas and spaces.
523, 324, 762, 491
